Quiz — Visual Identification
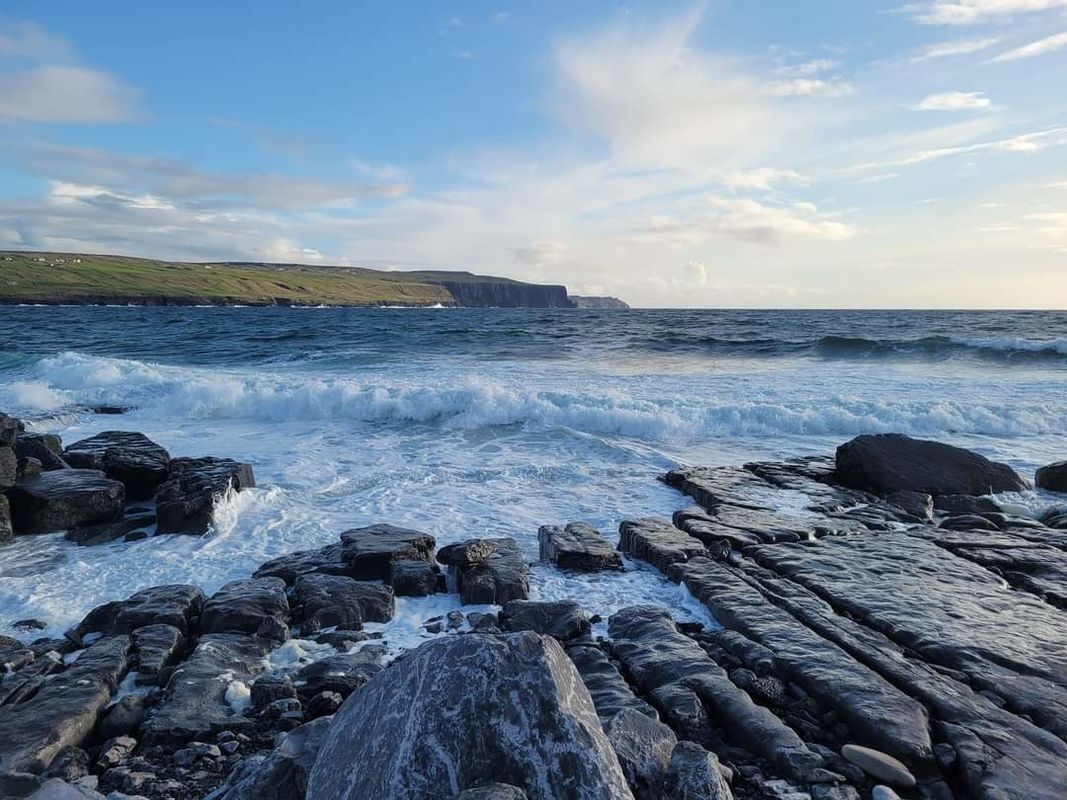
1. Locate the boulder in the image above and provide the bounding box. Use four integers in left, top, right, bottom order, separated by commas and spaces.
98, 696, 144, 740
154, 457, 254, 534
71, 585, 203, 641
538, 522, 623, 572
437, 538, 529, 605
499, 600, 590, 641
8, 470, 125, 534
26, 778, 106, 799
340, 524, 435, 580
617, 519, 707, 573
840, 744, 915, 788
295, 573, 394, 632
390, 559, 443, 596
140, 634, 271, 744
835, 434, 1028, 496
130, 623, 184, 685
14, 434, 68, 472
254, 542, 349, 584
1036, 461, 1067, 492
204, 717, 331, 800
306, 632, 634, 799
663, 741, 733, 800
63, 432, 170, 500
0, 412, 19, 448
0, 444, 16, 491
605, 708, 677, 800
200, 577, 290, 638
292, 649, 384, 701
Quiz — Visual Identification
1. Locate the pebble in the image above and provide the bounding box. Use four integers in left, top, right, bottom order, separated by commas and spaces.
872, 786, 902, 800
840, 744, 916, 788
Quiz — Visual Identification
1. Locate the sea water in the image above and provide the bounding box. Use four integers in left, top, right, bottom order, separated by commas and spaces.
1, 307, 1065, 645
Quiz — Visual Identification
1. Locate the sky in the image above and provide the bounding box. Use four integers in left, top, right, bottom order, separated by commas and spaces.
0, 1, 1065, 308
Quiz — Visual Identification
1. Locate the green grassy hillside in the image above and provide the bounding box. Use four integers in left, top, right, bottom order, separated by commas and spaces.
0, 251, 462, 306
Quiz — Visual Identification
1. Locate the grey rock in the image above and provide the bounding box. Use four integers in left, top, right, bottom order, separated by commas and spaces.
96, 736, 137, 770
154, 457, 254, 534
840, 744, 915, 788
605, 708, 677, 800
662, 741, 733, 800
339, 524, 436, 580
390, 559, 442, 596
835, 433, 1029, 495
538, 522, 623, 572
305, 691, 343, 719
27, 778, 106, 799
566, 644, 658, 726
608, 606, 819, 780
204, 716, 331, 800
871, 787, 901, 800
251, 675, 297, 711
1036, 460, 1067, 492
140, 634, 271, 744
98, 697, 144, 740
201, 577, 290, 638
40, 746, 89, 782
499, 599, 589, 641
0, 412, 18, 448
292, 649, 383, 701
130, 623, 183, 685
8, 470, 125, 535
65, 513, 156, 547
265, 699, 303, 719
15, 434, 68, 472
72, 585, 203, 640
295, 572, 393, 633
253, 543, 348, 584
453, 786, 528, 799
0, 636, 129, 776
307, 632, 633, 800
617, 518, 707, 572
0, 494, 12, 543
0, 445, 18, 491
884, 490, 933, 521
438, 538, 529, 605
63, 432, 170, 500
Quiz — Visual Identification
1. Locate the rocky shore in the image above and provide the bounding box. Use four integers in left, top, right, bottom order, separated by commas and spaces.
2, 416, 1066, 800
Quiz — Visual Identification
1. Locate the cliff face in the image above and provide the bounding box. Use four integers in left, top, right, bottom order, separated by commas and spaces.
435, 280, 573, 308
570, 295, 630, 309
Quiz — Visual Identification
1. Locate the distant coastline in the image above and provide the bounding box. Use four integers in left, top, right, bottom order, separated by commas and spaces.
0, 250, 628, 309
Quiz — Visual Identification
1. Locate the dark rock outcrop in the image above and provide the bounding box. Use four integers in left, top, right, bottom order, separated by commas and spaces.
295, 573, 394, 631
835, 433, 1029, 495
154, 457, 255, 534
437, 537, 529, 604
14, 434, 68, 472
431, 279, 572, 309
71, 584, 204, 641
63, 432, 170, 500
539, 522, 623, 572
499, 599, 590, 641
307, 632, 633, 799
1036, 460, 1067, 492
339, 524, 435, 581
200, 577, 290, 638
8, 470, 125, 534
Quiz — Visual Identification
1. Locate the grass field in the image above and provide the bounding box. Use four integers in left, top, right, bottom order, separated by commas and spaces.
0, 251, 502, 306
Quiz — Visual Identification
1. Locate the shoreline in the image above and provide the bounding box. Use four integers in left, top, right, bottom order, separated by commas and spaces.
1, 417, 1066, 799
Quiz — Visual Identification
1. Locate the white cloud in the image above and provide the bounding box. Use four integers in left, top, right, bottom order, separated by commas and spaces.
911, 91, 993, 111
991, 31, 1067, 61
0, 65, 141, 124
550, 8, 775, 167
765, 78, 853, 97
906, 0, 1067, 25
849, 126, 1067, 172
911, 37, 1000, 61
776, 58, 839, 77
723, 168, 808, 191
0, 22, 142, 125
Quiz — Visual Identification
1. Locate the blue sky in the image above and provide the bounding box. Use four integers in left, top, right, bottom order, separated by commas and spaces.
1, 1, 1065, 307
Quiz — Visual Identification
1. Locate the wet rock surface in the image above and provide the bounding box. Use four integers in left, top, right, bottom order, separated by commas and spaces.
63, 432, 170, 501
8, 470, 125, 534
4, 421, 1067, 799
307, 632, 633, 800
155, 457, 255, 534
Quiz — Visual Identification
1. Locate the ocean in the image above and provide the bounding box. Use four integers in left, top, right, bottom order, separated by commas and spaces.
1, 306, 1066, 646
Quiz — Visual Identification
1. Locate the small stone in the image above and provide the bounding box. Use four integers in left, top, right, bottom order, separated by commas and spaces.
250, 673, 296, 711
189, 741, 222, 759
122, 770, 155, 792
96, 736, 137, 770
266, 697, 303, 718
806, 768, 847, 783
219, 740, 240, 755
872, 787, 902, 800
840, 744, 916, 788
306, 690, 343, 719
217, 730, 237, 743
